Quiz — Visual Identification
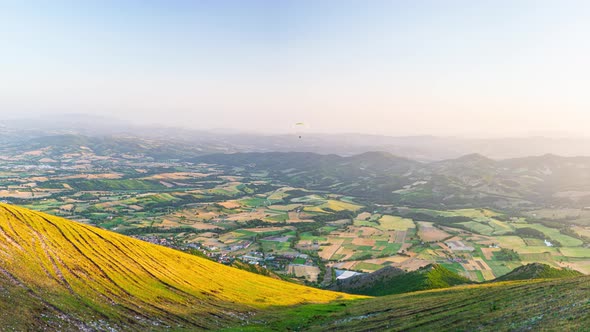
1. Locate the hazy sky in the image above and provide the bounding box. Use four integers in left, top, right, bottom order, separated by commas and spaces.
2, 1, 590, 137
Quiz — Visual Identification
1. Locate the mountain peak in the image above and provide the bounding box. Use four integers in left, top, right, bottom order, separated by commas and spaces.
455, 153, 494, 163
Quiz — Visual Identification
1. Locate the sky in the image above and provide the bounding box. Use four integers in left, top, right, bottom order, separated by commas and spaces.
2, 0, 590, 137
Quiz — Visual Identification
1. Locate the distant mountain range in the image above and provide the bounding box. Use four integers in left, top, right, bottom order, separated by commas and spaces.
5, 116, 590, 160
6, 131, 590, 209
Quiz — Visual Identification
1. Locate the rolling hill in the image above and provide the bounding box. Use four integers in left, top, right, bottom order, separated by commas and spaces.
194, 151, 590, 209
194, 151, 421, 202
0, 203, 360, 330
329, 264, 472, 296
9, 130, 590, 209
493, 263, 583, 282
0, 134, 234, 162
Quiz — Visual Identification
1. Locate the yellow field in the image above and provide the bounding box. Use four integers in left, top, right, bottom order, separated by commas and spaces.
488, 219, 513, 233
450, 208, 499, 218
572, 226, 590, 238
0, 190, 53, 199
378, 215, 415, 231
305, 199, 363, 213
494, 235, 527, 249
268, 187, 294, 200
324, 199, 362, 211
218, 200, 241, 209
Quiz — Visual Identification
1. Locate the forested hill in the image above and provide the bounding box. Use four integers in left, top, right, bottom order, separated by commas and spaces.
195, 152, 590, 208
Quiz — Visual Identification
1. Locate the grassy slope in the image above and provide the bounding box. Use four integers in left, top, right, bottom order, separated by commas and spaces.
494, 263, 583, 282
237, 276, 590, 331
0, 203, 361, 330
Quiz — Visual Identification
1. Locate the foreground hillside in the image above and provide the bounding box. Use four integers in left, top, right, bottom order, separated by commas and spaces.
238, 276, 590, 331
0, 204, 359, 330
1, 203, 590, 331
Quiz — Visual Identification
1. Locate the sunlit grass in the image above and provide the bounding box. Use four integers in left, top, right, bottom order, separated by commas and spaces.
0, 203, 363, 329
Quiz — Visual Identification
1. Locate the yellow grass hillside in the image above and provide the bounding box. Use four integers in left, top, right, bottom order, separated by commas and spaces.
0, 203, 361, 330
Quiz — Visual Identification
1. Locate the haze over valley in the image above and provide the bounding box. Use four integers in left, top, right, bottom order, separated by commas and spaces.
3, 1, 590, 331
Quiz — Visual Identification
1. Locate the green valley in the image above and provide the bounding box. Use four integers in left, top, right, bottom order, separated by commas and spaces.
3, 134, 590, 330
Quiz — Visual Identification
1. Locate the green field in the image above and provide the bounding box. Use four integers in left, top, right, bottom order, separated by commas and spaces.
494, 235, 527, 248
459, 221, 494, 235
265, 213, 289, 222
300, 232, 327, 242
354, 262, 383, 271
488, 219, 514, 234
485, 260, 521, 277
523, 238, 546, 246
514, 246, 561, 255
259, 238, 294, 252
559, 247, 590, 258
513, 223, 583, 247
239, 197, 268, 207
291, 194, 326, 204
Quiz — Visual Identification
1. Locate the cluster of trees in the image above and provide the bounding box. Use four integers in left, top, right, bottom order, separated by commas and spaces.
494, 248, 520, 261
398, 212, 471, 225
63, 179, 165, 191
311, 210, 356, 223
283, 189, 309, 199
510, 227, 562, 247
514, 227, 545, 239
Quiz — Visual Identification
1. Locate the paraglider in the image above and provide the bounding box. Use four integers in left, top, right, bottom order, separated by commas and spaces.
294, 122, 306, 139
